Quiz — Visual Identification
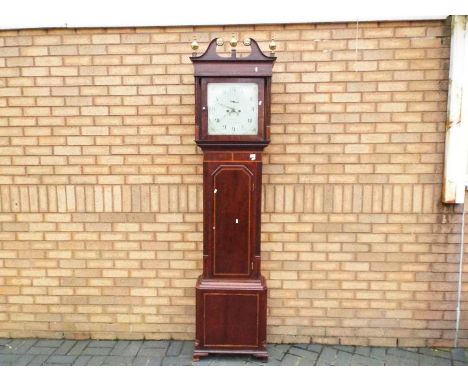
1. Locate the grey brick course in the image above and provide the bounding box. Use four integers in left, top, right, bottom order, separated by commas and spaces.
28, 354, 50, 366
137, 347, 166, 357
132, 356, 163, 366
103, 356, 133, 366
280, 354, 302, 366
26, 346, 57, 356
54, 340, 77, 355
67, 340, 90, 356
86, 355, 106, 366
317, 347, 338, 366
81, 346, 113, 356
166, 340, 183, 356
73, 355, 92, 366
45, 355, 78, 365
0, 339, 466, 366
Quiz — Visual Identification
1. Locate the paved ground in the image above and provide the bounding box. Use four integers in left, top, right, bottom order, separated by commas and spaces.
0, 339, 467, 366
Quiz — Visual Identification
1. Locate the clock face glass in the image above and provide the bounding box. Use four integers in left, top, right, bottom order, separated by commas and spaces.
207, 83, 258, 135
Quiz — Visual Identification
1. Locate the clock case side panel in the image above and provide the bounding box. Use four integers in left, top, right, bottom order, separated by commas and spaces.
194, 76, 203, 144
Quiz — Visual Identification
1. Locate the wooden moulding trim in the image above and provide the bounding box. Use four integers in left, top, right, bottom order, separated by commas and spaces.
196, 276, 267, 291
193, 62, 274, 77
191, 38, 276, 63
191, 38, 276, 77
195, 140, 270, 151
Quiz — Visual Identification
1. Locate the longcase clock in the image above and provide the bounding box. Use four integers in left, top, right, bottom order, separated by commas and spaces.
190, 37, 276, 361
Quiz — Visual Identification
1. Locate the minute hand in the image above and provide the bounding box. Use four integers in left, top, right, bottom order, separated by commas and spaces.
219, 103, 237, 112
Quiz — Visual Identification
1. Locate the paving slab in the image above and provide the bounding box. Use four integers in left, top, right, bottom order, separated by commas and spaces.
8, 339, 37, 353
385, 355, 419, 366
369, 347, 387, 360
54, 340, 77, 355
162, 356, 192, 366
288, 346, 319, 361
307, 344, 323, 353
45, 355, 78, 366
335, 350, 352, 366
12, 354, 35, 366
86, 355, 106, 366
35, 339, 63, 347
297, 357, 316, 366
428, 356, 452, 366
419, 355, 443, 366
141, 340, 169, 349
26, 346, 57, 356
387, 348, 420, 362
255, 358, 282, 365
132, 356, 163, 366
316, 347, 338, 366
207, 355, 250, 366
109, 340, 130, 355
166, 340, 183, 356
73, 355, 92, 366
137, 347, 166, 357
354, 346, 371, 357
427, 348, 452, 359
28, 354, 50, 366
102, 356, 134, 366
280, 353, 302, 366
352, 353, 384, 366
181, 341, 194, 356
87, 340, 116, 348
451, 348, 467, 363
82, 346, 113, 356
67, 340, 90, 356
333, 345, 355, 353
268, 344, 291, 361
122, 341, 143, 357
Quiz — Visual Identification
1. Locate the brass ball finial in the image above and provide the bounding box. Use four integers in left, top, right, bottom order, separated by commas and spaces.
269, 37, 276, 56
191, 36, 199, 56
229, 34, 238, 48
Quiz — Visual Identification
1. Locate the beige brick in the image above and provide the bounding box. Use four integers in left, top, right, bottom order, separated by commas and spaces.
0, 20, 458, 346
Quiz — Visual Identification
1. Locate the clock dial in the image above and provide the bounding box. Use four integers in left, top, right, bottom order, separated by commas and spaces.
207, 83, 258, 135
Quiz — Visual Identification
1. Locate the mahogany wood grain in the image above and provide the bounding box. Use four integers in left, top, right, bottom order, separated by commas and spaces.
192, 38, 275, 361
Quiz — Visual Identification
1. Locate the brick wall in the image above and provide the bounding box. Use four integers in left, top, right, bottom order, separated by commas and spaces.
1, 19, 467, 347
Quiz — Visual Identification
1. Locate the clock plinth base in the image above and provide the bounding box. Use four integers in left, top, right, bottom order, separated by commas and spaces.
194, 276, 268, 361
192, 349, 269, 362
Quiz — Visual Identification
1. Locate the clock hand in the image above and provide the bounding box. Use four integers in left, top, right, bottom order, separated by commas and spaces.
218, 103, 236, 112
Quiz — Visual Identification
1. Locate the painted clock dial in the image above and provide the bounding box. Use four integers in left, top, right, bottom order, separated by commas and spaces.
207, 82, 258, 135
